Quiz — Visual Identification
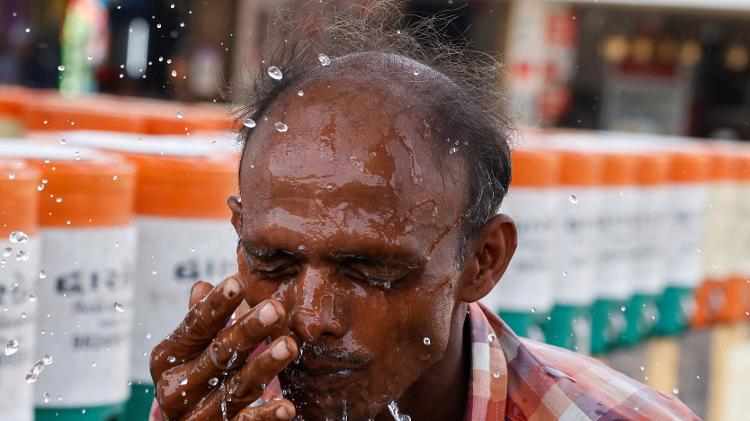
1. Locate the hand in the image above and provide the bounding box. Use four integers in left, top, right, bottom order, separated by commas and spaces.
150, 275, 298, 420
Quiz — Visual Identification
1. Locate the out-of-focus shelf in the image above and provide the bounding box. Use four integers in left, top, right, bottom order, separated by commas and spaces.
551, 0, 750, 13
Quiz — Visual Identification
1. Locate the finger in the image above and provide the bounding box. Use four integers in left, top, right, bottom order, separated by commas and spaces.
182, 336, 298, 420
172, 300, 287, 408
151, 275, 244, 381
189, 281, 214, 309
232, 399, 296, 421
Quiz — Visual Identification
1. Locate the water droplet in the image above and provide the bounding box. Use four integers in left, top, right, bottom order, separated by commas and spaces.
318, 53, 331, 66
2, 247, 12, 257
488, 333, 496, 343
91, 361, 97, 367
696, 248, 702, 254
170, 3, 175, 8
55, 197, 63, 203
672, 388, 679, 395
413, 70, 420, 76
26, 358, 48, 383
25, 27, 30, 33
9, 231, 29, 244
530, 308, 536, 314
74, 152, 80, 161
87, 55, 93, 61
208, 377, 219, 387
42, 354, 53, 365
569, 194, 578, 204
274, 122, 288, 133
387, 401, 411, 421
297, 90, 304, 96
167, 355, 176, 364
114, 302, 124, 312
156, 23, 162, 29
422, 337, 431, 346
43, 392, 50, 403
493, 371, 501, 378
5, 338, 19, 356
171, 70, 177, 78
112, 175, 118, 181
28, 293, 37, 302
179, 378, 188, 386
37, 184, 44, 191
448, 146, 459, 155
267, 66, 283, 80
176, 110, 184, 119
39, 271, 47, 279
8, 171, 16, 180
166, 59, 172, 64
57, 65, 65, 71
620, 305, 626, 312
242, 117, 256, 128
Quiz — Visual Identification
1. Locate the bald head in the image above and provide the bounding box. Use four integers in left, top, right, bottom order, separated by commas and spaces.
236, 4, 513, 253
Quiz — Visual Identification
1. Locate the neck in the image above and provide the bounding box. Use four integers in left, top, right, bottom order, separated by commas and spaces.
377, 303, 471, 421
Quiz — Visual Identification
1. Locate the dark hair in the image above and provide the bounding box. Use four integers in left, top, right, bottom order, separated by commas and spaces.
234, 1, 514, 261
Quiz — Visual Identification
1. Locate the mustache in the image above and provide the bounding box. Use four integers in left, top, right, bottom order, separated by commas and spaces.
291, 341, 373, 368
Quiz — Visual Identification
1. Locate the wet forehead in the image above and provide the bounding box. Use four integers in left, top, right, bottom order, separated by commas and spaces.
239, 78, 465, 244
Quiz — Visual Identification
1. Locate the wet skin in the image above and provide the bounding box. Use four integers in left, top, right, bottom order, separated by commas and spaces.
151, 56, 516, 421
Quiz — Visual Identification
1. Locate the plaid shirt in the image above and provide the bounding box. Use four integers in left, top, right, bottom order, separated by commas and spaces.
150, 302, 697, 420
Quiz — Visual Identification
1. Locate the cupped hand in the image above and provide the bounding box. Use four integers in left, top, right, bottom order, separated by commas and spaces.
150, 275, 298, 420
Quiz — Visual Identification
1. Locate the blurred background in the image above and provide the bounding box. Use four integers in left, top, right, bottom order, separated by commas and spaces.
1, 0, 750, 420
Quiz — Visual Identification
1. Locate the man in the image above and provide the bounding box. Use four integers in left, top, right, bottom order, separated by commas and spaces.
149, 3, 698, 420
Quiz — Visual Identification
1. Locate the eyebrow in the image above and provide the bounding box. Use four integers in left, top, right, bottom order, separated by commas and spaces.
239, 239, 423, 269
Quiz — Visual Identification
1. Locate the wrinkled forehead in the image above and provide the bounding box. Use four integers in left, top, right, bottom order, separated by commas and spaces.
239, 78, 466, 238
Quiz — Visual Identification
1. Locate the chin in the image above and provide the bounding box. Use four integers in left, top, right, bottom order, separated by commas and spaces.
280, 369, 380, 421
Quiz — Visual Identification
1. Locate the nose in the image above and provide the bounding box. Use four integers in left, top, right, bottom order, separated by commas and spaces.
288, 266, 348, 342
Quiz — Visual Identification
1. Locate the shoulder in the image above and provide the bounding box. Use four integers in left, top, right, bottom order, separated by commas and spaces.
516, 338, 700, 421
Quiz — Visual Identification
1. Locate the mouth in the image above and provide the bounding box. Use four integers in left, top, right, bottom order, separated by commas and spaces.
286, 357, 369, 388
283, 345, 372, 391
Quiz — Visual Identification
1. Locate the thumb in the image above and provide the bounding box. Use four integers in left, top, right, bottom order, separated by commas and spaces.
188, 280, 214, 309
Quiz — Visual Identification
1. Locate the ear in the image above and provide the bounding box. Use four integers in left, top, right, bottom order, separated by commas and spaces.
457, 214, 517, 303
227, 195, 242, 236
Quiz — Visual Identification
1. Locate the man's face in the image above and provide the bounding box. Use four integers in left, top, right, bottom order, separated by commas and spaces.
231, 78, 468, 419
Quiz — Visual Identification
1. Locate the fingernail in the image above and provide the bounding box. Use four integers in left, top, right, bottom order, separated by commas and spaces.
223, 277, 241, 298
258, 302, 279, 326
275, 404, 294, 420
271, 339, 291, 360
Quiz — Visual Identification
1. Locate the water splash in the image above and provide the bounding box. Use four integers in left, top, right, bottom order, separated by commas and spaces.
387, 401, 411, 421
9, 231, 28, 244
267, 66, 283, 80
5, 338, 19, 356
242, 117, 256, 128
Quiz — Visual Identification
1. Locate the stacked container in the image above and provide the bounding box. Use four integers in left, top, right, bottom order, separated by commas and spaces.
543, 149, 602, 354
712, 151, 746, 323
0, 159, 40, 421
734, 150, 750, 319
482, 148, 560, 341
58, 131, 239, 420
590, 151, 638, 354
655, 150, 709, 335
621, 152, 671, 345
0, 141, 137, 421
691, 151, 736, 327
